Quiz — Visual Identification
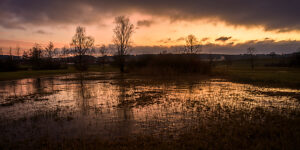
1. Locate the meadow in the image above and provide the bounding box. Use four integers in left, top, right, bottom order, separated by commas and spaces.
215, 58, 300, 88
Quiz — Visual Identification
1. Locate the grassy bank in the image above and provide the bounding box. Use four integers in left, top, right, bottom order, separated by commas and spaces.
1, 57, 300, 89
0, 65, 118, 81
214, 59, 300, 88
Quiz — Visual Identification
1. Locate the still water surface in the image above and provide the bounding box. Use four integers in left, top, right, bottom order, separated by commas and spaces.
0, 72, 299, 140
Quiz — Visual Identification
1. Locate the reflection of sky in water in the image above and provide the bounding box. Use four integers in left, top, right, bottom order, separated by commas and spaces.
0, 73, 299, 138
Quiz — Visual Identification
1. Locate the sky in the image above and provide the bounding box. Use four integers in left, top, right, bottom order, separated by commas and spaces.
1, 0, 300, 55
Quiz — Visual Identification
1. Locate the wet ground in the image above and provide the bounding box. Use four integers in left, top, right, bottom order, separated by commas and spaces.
0, 72, 299, 149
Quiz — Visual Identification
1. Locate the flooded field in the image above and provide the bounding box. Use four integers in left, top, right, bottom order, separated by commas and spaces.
0, 72, 300, 149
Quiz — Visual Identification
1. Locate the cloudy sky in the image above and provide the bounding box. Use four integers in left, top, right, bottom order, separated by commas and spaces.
1, 0, 300, 54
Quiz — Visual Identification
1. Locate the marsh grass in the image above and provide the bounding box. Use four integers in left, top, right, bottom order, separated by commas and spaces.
1, 105, 299, 150
215, 59, 300, 89
0, 65, 118, 81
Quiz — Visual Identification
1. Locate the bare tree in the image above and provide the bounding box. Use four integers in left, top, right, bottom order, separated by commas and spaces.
99, 45, 108, 56
16, 46, 20, 57
0, 47, 2, 55
61, 46, 69, 64
247, 47, 256, 70
71, 26, 94, 70
29, 44, 43, 69
22, 50, 29, 60
9, 47, 13, 60
185, 34, 201, 54
45, 42, 54, 60
113, 16, 134, 72
62, 46, 69, 57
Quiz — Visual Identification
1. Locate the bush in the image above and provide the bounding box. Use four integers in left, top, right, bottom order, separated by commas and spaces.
289, 52, 300, 67
31, 59, 63, 70
0, 59, 19, 72
127, 54, 211, 75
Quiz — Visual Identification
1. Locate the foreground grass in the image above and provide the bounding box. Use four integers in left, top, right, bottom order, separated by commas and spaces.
214, 59, 300, 88
0, 65, 118, 81
1, 106, 299, 150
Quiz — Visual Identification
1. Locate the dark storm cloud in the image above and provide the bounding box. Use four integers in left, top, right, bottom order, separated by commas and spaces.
1, 0, 300, 31
215, 36, 232, 42
201, 38, 210, 42
137, 20, 154, 27
158, 38, 172, 44
176, 37, 185, 42
131, 40, 300, 55
35, 30, 50, 35
202, 40, 300, 54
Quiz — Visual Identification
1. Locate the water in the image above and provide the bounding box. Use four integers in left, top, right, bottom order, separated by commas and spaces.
0, 72, 299, 145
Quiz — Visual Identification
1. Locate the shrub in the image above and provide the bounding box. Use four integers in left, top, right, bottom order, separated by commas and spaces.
127, 54, 211, 75
0, 59, 19, 72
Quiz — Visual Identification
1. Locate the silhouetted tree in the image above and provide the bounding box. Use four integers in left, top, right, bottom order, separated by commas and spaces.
29, 44, 43, 69
9, 47, 13, 60
0, 47, 2, 55
53, 48, 60, 58
99, 45, 108, 56
113, 16, 134, 72
45, 42, 54, 59
185, 34, 201, 54
71, 26, 94, 70
16, 46, 20, 57
61, 46, 69, 64
22, 50, 29, 60
247, 47, 256, 70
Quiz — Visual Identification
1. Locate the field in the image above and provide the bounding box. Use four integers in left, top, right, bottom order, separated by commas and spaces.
0, 65, 118, 81
214, 58, 300, 89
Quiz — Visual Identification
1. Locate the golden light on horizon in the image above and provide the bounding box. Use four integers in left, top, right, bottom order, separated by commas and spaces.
1, 13, 300, 53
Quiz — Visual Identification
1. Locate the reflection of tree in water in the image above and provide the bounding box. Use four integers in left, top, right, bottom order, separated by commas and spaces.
115, 76, 135, 136
34, 78, 43, 94
34, 77, 55, 94
75, 74, 94, 115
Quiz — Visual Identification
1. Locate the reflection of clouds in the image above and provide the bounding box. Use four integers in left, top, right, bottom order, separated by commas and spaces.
0, 73, 300, 137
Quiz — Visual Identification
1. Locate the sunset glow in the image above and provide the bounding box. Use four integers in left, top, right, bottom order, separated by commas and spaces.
1, 1, 300, 54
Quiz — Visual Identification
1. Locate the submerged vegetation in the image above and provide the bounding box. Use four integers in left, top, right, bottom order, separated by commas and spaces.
0, 74, 299, 149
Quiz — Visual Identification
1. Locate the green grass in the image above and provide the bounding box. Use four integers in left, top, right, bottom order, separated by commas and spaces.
0, 65, 119, 81
214, 59, 300, 88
